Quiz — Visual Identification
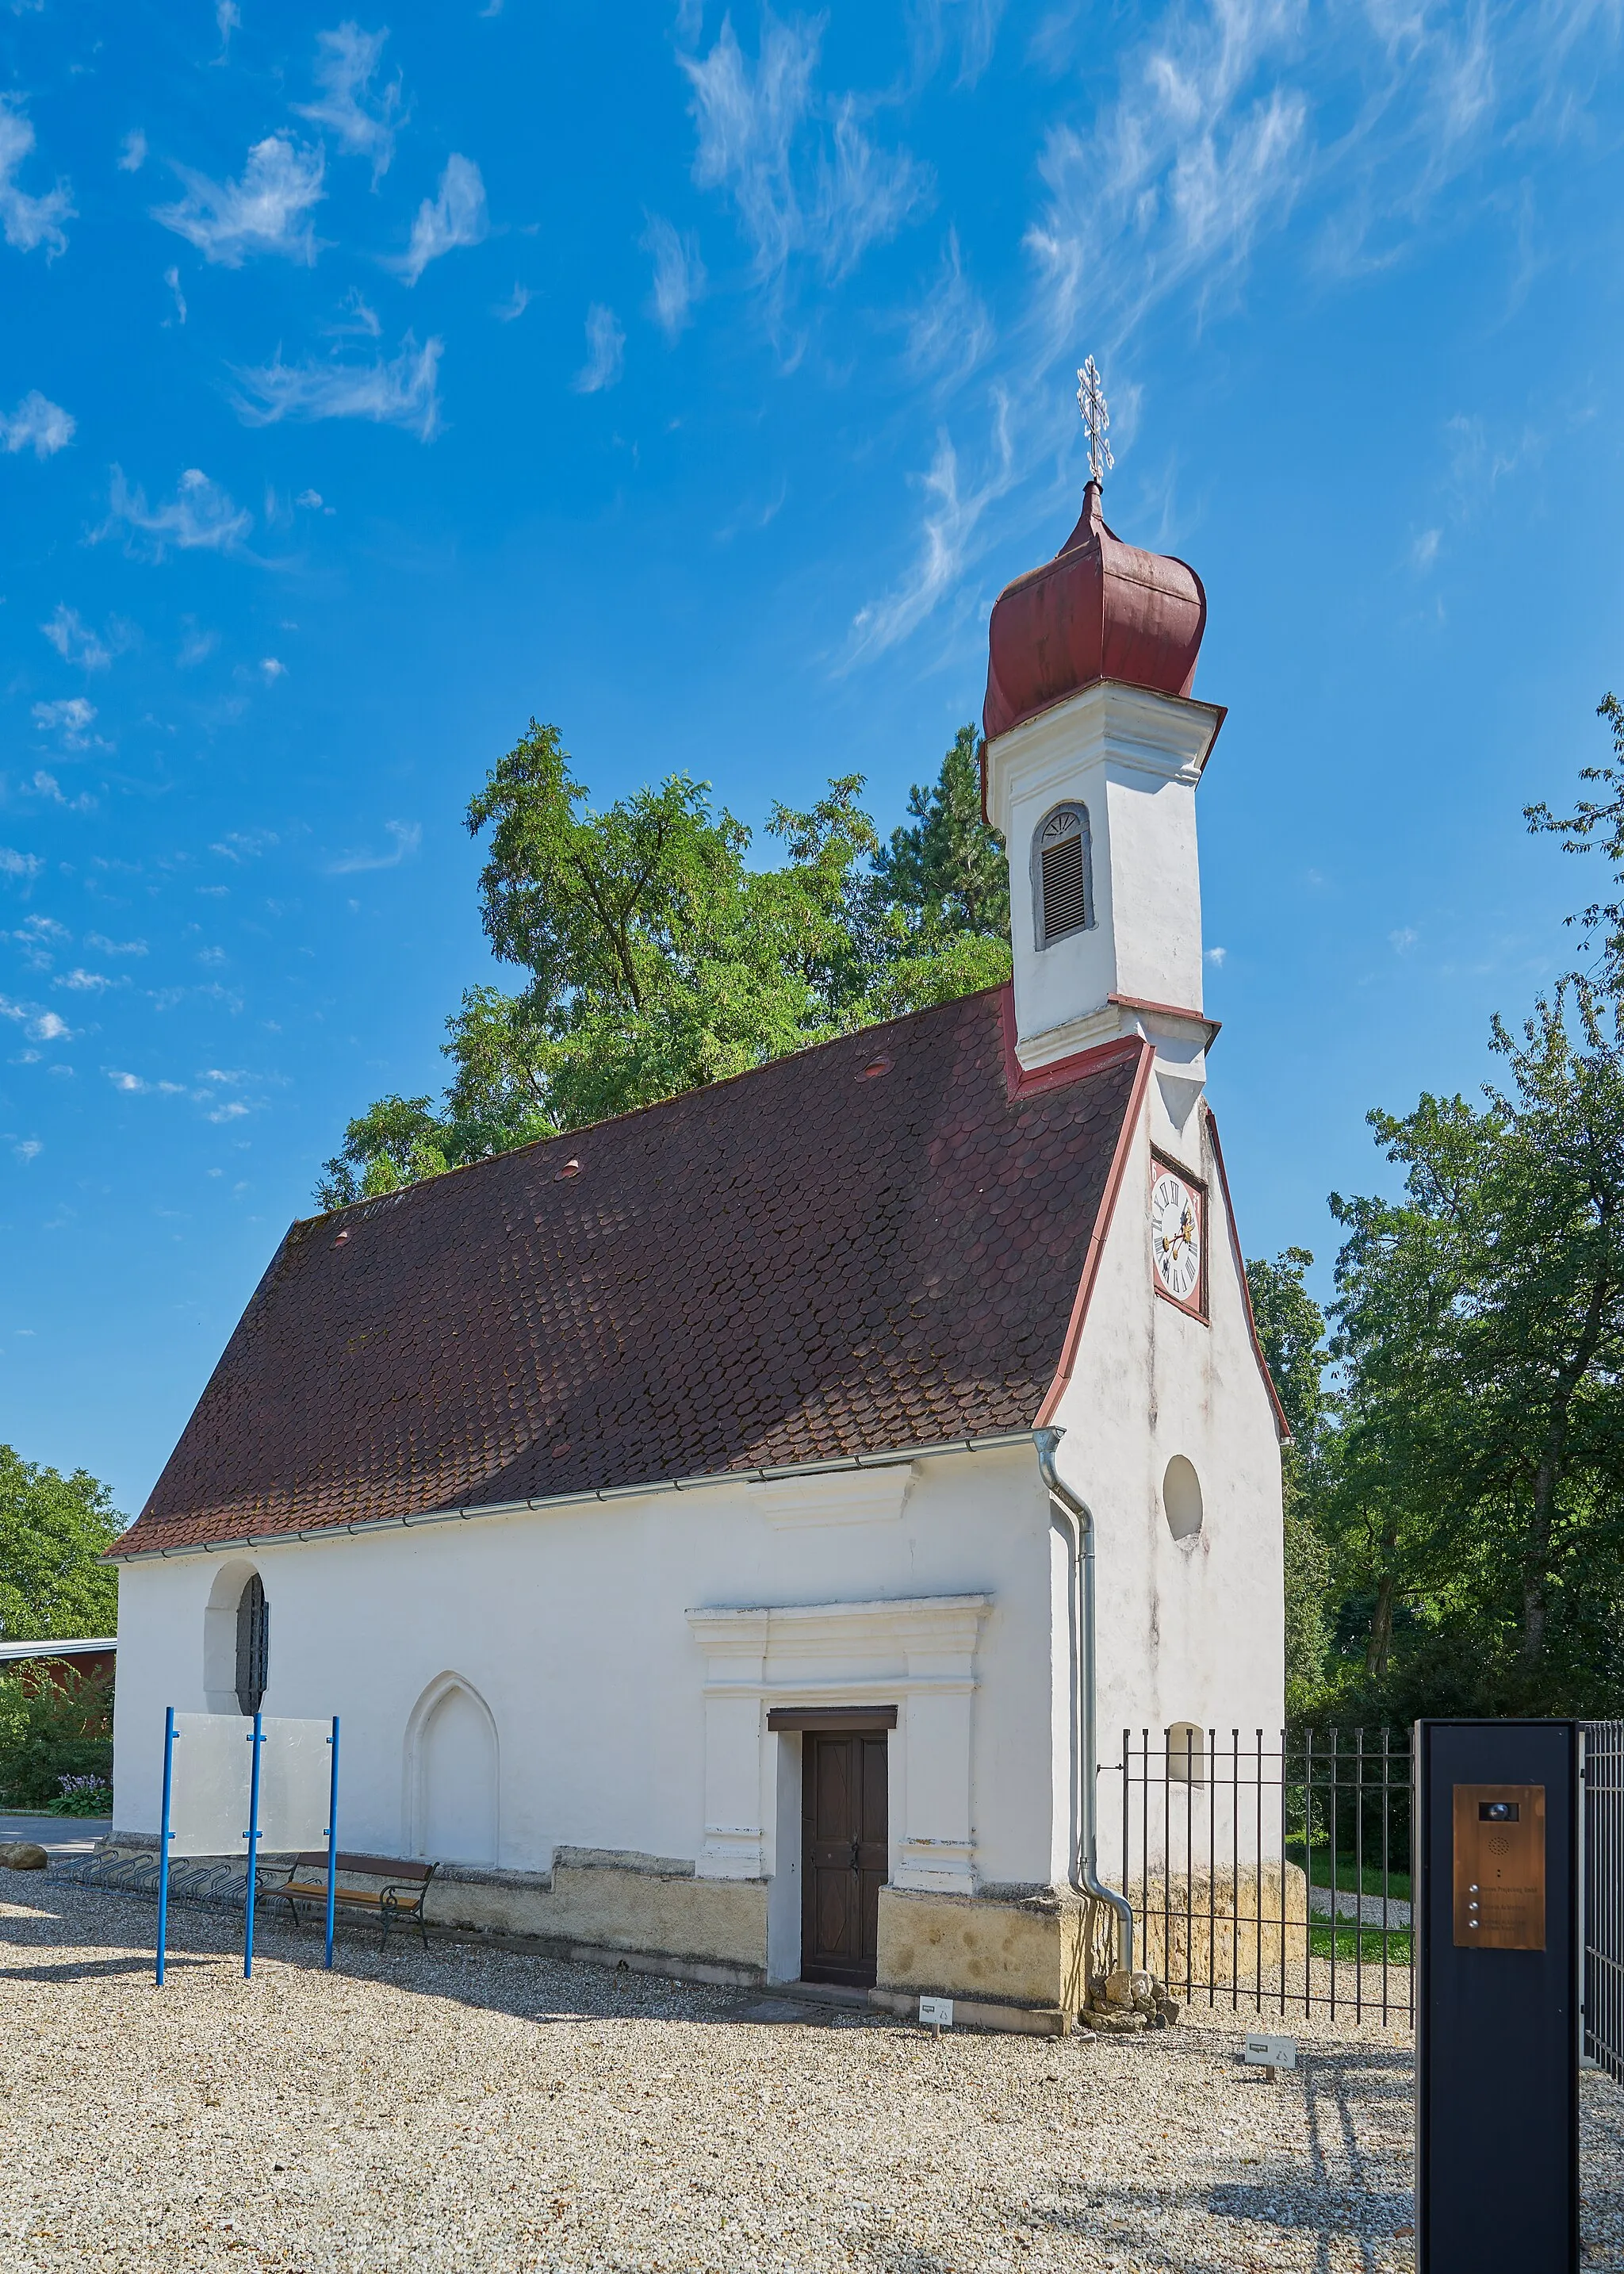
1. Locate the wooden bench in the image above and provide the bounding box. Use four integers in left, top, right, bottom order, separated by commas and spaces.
257, 1852, 437, 1949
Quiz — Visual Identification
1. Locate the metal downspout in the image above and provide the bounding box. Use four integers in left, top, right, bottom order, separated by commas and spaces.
1035, 1425, 1134, 1981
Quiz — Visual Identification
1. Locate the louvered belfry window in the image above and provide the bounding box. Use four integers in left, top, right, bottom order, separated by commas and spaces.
1036, 804, 1091, 945
236, 1573, 270, 1716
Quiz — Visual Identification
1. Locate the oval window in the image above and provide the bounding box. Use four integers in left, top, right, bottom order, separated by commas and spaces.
1162, 1455, 1204, 1542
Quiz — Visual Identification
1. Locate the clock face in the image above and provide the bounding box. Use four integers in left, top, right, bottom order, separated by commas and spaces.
1151, 1168, 1202, 1306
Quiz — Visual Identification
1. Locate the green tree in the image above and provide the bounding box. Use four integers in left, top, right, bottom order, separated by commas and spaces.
1526, 691, 1624, 998
0, 1666, 114, 1808
0, 1446, 124, 1642
1245, 1248, 1334, 1716
319, 722, 1014, 1207
1323, 988, 1624, 1714
873, 723, 1009, 940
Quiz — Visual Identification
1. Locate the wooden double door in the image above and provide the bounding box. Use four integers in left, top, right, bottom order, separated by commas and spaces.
801, 1731, 888, 1987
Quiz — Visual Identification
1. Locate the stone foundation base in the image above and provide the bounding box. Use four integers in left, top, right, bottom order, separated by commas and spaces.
80, 1841, 1138, 2025
1129, 1863, 1309, 1987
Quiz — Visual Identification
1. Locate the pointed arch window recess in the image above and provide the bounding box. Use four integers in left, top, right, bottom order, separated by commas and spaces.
1032, 803, 1093, 947
236, 1573, 269, 1716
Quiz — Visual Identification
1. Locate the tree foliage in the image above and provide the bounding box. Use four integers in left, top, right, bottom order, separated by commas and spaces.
1245, 1248, 1335, 1720
0, 1445, 123, 1643
0, 1666, 114, 1808
319, 722, 1011, 1206
1256, 701, 1624, 1725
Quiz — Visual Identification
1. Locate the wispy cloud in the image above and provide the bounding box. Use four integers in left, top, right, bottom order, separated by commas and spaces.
210, 829, 279, 863
214, 0, 241, 59
178, 622, 219, 667
910, 0, 1007, 88
643, 213, 706, 339
106, 1068, 187, 1096
493, 282, 530, 322
117, 129, 147, 174
682, 13, 817, 285
680, 17, 929, 307
96, 466, 253, 558
56, 967, 121, 992
573, 304, 625, 393
29, 769, 97, 811
327, 819, 421, 873
331, 285, 381, 336
393, 154, 487, 283
0, 390, 74, 458
41, 604, 115, 669
152, 136, 325, 267
0, 849, 42, 882
231, 333, 442, 441
848, 394, 1013, 661
163, 264, 186, 324
1027, 5, 1312, 362
903, 228, 992, 380
85, 932, 147, 956
295, 22, 403, 183
260, 657, 287, 681
30, 696, 102, 751
814, 96, 932, 283
6, 1003, 75, 1044
11, 915, 67, 970
0, 96, 74, 257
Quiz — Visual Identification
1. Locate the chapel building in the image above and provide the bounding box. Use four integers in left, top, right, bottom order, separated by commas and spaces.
107, 469, 1286, 2027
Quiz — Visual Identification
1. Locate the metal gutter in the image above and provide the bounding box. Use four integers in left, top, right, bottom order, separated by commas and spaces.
1035, 1424, 1135, 1981
107, 1428, 1041, 1565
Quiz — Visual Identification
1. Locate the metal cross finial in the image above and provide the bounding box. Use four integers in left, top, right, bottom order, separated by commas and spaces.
1076, 356, 1114, 485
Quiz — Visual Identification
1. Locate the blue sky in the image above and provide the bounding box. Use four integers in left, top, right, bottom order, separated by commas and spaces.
3, 0, 1623, 1519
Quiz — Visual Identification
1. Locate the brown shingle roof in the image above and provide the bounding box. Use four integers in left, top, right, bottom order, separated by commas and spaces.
114, 986, 1147, 1555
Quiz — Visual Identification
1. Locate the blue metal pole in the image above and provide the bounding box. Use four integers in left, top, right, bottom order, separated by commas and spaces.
155, 1707, 176, 1988
324, 1716, 339, 1970
243, 1712, 264, 1981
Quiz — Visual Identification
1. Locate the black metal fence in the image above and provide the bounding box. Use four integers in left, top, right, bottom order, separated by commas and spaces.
1115, 1727, 1415, 2027
1584, 1720, 1624, 2084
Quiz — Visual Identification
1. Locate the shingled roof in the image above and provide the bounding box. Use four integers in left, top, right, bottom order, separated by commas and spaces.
113, 986, 1150, 1557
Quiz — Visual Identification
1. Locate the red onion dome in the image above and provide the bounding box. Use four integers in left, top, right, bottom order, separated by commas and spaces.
982, 480, 1207, 742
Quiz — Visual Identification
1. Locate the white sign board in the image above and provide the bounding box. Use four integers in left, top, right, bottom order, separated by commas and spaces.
166, 1713, 331, 1858
255, 1717, 333, 1853
167, 1715, 251, 1857
919, 1996, 955, 2029
1243, 2032, 1298, 2073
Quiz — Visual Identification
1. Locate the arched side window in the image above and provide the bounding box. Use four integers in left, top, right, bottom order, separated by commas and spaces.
1031, 803, 1093, 948
1167, 1721, 1205, 1785
236, 1573, 269, 1716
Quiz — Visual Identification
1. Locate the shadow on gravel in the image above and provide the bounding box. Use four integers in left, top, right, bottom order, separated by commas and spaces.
1205, 2183, 1411, 2232
0, 1952, 213, 1981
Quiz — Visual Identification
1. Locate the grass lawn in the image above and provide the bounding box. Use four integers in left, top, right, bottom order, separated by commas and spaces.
1286, 1836, 1412, 1907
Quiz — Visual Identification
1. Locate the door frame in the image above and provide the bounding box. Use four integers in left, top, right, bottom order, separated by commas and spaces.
771, 1706, 896, 1988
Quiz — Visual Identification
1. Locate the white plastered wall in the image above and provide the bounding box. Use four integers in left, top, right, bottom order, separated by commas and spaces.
1045, 1091, 1285, 1879
111, 1444, 1067, 1903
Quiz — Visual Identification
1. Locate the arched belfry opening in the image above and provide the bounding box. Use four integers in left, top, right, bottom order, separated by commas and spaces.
1032, 803, 1093, 948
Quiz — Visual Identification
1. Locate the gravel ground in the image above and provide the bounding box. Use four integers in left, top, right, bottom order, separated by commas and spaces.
2, 1877, 1620, 2272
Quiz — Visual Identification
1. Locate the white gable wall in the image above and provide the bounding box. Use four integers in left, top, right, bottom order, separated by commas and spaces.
1045, 1095, 1285, 1880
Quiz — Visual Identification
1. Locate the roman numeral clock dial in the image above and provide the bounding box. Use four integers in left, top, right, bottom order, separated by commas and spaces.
1151, 1166, 1203, 1308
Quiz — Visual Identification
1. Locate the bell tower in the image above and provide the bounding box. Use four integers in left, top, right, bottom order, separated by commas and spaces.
981, 366, 1224, 1138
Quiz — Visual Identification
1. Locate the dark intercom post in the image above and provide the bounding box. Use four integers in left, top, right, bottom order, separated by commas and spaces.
1415, 1720, 1580, 2272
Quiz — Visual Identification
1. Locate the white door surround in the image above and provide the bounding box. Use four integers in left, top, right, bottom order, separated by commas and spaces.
685, 1594, 992, 1897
